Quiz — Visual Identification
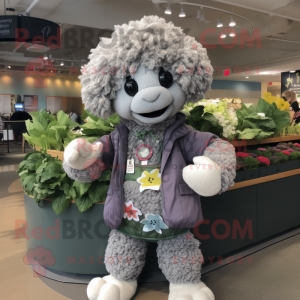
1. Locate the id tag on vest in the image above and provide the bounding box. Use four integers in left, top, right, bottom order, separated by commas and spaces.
126, 159, 135, 174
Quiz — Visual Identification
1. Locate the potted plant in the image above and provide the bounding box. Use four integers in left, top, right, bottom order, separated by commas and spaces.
239, 155, 260, 180
268, 156, 284, 174
286, 150, 300, 171
235, 161, 245, 183
23, 110, 120, 161
256, 156, 271, 177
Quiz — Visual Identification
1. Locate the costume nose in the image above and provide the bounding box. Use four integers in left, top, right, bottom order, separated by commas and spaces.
141, 89, 161, 102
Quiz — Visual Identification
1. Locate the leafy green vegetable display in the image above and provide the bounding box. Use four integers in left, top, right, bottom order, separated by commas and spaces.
185, 105, 223, 137
18, 151, 111, 215
23, 110, 79, 151
236, 99, 290, 140
23, 110, 120, 151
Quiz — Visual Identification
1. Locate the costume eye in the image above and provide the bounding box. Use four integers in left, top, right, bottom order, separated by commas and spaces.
159, 68, 173, 88
124, 76, 138, 96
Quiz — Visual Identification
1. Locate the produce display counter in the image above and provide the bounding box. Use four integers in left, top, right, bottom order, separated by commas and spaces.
231, 135, 300, 147
26, 138, 300, 280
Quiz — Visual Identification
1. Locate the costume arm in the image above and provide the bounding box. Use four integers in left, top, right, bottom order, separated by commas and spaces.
63, 134, 115, 182
202, 138, 236, 193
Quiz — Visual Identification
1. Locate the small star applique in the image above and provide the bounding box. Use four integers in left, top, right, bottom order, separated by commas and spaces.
136, 169, 161, 192
123, 201, 142, 222
140, 214, 169, 234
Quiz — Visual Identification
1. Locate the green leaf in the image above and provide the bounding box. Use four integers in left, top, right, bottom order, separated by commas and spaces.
255, 131, 274, 141
245, 113, 271, 120
18, 170, 28, 177
21, 173, 36, 188
30, 112, 48, 132
256, 98, 273, 117
242, 120, 259, 130
69, 186, 77, 199
98, 169, 111, 182
36, 162, 48, 174
40, 172, 62, 183
73, 181, 92, 197
236, 103, 250, 120
75, 194, 94, 213
238, 128, 261, 140
52, 194, 72, 215
107, 113, 120, 125
57, 110, 73, 127
88, 183, 109, 203
256, 119, 276, 130
272, 109, 291, 132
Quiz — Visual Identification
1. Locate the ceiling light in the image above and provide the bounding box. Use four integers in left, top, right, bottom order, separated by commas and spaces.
229, 17, 236, 27
8, 65, 11, 69
259, 71, 279, 75
165, 3, 171, 15
179, 6, 186, 17
217, 18, 223, 27
220, 33, 226, 39
60, 60, 64, 66
44, 54, 48, 60
290, 70, 296, 73
245, 76, 249, 78
229, 32, 236, 37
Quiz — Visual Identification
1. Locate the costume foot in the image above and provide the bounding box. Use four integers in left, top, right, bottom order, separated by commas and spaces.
169, 282, 215, 300
87, 275, 137, 300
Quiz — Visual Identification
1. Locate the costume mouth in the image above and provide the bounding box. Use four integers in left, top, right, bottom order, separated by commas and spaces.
137, 105, 169, 118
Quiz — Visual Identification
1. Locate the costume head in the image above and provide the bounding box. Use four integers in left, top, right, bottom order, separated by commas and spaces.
80, 16, 213, 124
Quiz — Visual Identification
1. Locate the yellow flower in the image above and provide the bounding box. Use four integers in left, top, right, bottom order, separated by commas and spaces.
137, 169, 161, 187
262, 93, 289, 111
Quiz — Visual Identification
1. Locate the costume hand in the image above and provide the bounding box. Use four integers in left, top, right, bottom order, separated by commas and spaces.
182, 156, 221, 197
64, 138, 103, 170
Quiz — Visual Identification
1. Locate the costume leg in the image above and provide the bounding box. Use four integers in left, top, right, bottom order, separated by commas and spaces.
104, 229, 148, 281
87, 230, 148, 300
157, 231, 214, 300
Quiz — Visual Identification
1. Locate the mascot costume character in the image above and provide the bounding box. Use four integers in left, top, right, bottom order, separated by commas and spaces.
63, 16, 236, 300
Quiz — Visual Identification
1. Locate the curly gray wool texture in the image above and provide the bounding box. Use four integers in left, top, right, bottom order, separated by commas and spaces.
79, 16, 213, 119
62, 160, 102, 183
157, 230, 202, 284
121, 117, 175, 214
104, 230, 148, 281
203, 138, 236, 193
124, 181, 162, 215
122, 117, 176, 164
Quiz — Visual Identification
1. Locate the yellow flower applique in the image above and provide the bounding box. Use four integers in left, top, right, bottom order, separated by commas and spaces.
136, 169, 161, 192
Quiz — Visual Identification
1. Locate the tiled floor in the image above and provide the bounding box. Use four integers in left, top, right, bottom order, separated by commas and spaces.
0, 146, 299, 300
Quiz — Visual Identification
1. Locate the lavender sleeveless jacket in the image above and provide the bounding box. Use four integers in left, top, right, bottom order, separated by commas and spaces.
98, 113, 216, 229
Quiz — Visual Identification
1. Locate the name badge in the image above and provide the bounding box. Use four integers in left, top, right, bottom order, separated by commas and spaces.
126, 159, 135, 174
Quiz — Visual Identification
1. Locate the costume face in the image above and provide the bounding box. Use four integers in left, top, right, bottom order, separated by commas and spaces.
113, 65, 186, 124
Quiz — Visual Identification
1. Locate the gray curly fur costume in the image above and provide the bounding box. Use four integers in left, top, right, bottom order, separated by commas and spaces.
79, 16, 213, 119
63, 16, 236, 288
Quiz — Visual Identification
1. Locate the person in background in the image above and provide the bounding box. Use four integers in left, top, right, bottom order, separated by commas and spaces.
69, 109, 78, 123
10, 111, 32, 145
282, 90, 300, 124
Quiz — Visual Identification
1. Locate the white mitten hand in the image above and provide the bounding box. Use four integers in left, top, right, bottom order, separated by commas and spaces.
182, 156, 221, 197
64, 138, 103, 170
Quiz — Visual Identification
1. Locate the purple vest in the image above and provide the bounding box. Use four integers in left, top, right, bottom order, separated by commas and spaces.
98, 113, 216, 229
